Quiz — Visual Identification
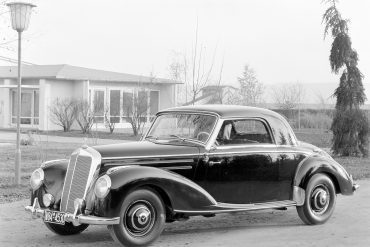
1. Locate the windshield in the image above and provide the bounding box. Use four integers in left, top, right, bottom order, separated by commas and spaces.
146, 113, 217, 144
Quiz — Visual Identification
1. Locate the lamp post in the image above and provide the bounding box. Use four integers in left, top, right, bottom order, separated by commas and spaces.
7, 1, 36, 185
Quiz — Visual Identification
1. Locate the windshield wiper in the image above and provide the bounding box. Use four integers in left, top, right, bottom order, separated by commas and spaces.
145, 135, 158, 141
168, 134, 186, 141
168, 135, 203, 145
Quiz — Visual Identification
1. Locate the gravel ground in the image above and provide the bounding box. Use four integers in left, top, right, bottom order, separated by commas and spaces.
0, 180, 369, 247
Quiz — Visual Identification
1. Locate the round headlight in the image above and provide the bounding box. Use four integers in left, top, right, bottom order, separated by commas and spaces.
94, 175, 111, 199
30, 168, 44, 190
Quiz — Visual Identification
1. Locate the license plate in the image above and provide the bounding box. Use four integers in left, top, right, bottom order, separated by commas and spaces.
44, 210, 66, 225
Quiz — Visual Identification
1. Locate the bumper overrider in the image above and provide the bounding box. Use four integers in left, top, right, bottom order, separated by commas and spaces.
25, 198, 120, 225
350, 174, 360, 192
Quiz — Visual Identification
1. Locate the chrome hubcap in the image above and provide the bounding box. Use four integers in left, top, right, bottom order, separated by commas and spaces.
125, 200, 155, 237
310, 185, 330, 214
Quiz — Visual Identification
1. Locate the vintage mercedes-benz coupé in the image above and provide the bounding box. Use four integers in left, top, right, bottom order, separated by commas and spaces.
26, 105, 358, 246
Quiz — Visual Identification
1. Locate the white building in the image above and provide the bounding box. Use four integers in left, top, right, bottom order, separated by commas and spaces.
0, 64, 179, 131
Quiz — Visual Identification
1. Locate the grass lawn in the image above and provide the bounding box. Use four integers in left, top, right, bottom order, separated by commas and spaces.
294, 128, 333, 148
0, 128, 368, 204
0, 142, 81, 204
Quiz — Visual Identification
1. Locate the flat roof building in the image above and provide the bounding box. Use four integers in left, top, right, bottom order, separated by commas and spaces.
0, 64, 180, 131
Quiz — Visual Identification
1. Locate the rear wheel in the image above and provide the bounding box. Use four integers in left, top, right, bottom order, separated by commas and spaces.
44, 222, 88, 235
109, 188, 166, 247
297, 173, 336, 225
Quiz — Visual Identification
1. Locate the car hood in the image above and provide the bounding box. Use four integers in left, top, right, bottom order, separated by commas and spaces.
93, 140, 201, 162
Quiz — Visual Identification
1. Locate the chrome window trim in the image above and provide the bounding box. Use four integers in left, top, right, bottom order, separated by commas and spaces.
144, 111, 220, 146
206, 117, 276, 150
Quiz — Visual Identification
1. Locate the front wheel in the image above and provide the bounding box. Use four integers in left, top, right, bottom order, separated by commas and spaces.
109, 188, 166, 247
297, 173, 336, 225
44, 222, 88, 235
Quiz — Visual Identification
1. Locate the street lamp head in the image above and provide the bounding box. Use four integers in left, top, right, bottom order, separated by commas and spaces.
6, 2, 36, 32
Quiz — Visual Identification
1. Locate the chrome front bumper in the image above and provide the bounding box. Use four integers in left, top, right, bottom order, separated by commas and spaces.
25, 198, 120, 225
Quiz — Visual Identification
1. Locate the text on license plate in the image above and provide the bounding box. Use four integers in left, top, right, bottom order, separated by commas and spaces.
44, 210, 66, 225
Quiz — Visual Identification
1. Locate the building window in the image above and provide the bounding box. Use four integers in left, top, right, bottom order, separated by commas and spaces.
93, 90, 105, 123
11, 89, 39, 126
149, 91, 159, 121
90, 87, 160, 125
122, 91, 133, 123
138, 90, 148, 123
109, 90, 120, 123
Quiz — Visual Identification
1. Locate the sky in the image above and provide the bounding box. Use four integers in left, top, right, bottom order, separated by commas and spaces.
0, 0, 369, 101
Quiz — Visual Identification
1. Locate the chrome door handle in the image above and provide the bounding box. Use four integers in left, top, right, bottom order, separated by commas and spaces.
209, 161, 222, 167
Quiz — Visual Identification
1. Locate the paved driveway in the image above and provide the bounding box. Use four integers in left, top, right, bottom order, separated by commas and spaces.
0, 180, 369, 247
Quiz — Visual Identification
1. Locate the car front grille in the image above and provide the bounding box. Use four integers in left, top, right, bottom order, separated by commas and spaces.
60, 150, 93, 213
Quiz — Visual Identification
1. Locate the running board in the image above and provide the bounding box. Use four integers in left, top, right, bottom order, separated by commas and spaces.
174, 200, 297, 215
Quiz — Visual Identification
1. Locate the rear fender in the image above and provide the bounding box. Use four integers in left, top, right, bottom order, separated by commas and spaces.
294, 155, 353, 195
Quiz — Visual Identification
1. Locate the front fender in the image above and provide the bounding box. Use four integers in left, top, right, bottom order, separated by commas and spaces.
294, 155, 354, 195
30, 159, 68, 206
101, 166, 216, 217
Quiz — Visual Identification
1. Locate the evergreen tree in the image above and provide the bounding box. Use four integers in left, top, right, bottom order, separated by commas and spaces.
237, 65, 264, 106
322, 0, 369, 156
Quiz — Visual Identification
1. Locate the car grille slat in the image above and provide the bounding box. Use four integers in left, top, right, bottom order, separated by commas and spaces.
60, 151, 92, 213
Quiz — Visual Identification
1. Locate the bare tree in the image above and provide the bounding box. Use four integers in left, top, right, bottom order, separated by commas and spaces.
104, 105, 116, 134
237, 65, 264, 106
123, 89, 149, 136
168, 21, 217, 105
272, 83, 305, 110
75, 100, 95, 134
272, 83, 306, 129
49, 98, 77, 132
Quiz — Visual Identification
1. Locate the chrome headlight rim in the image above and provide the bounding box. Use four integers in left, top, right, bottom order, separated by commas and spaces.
30, 168, 44, 190
94, 175, 111, 199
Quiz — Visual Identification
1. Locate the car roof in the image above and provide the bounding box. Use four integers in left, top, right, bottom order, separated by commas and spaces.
158, 104, 284, 120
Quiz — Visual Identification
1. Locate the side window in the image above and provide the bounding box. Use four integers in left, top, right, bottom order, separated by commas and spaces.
216, 119, 273, 145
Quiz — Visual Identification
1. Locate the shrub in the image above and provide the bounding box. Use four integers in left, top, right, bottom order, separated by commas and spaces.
49, 98, 77, 132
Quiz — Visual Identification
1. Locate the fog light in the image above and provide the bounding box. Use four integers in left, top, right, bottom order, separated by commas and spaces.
42, 193, 54, 207
30, 168, 44, 190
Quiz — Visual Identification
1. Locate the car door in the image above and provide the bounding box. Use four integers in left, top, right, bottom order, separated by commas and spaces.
198, 118, 302, 204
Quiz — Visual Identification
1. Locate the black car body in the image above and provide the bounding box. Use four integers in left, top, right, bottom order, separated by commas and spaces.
26, 105, 358, 246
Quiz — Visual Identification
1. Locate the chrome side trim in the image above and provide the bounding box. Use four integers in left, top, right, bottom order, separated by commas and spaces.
102, 150, 312, 162
293, 186, 305, 206
173, 200, 297, 215
25, 198, 119, 225
102, 153, 200, 161
208, 150, 312, 156
108, 159, 195, 166
162, 165, 193, 170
